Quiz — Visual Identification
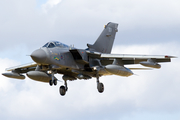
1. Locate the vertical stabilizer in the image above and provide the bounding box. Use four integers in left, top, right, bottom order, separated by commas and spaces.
87, 22, 118, 53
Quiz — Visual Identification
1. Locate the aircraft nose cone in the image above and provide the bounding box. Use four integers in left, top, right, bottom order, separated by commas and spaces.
31, 49, 47, 64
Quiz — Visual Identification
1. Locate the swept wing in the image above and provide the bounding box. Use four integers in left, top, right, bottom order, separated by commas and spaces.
6, 62, 37, 72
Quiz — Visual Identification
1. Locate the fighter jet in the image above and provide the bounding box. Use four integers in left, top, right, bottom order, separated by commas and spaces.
2, 22, 176, 96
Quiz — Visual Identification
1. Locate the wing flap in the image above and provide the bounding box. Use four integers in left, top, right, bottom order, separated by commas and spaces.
87, 52, 176, 65
86, 51, 101, 58
128, 68, 152, 70
101, 54, 176, 59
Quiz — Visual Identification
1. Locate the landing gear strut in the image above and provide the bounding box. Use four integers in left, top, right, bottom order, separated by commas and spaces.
96, 72, 104, 93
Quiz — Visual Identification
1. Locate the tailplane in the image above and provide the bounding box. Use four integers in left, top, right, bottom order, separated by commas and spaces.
87, 22, 118, 53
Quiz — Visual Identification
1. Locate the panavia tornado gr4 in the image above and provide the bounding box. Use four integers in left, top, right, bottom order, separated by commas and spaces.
2, 22, 176, 96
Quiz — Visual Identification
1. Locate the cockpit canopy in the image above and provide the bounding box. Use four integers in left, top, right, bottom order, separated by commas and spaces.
42, 41, 70, 48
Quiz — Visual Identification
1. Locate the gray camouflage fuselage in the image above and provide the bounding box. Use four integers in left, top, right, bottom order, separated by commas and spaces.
30, 46, 112, 82
2, 22, 175, 96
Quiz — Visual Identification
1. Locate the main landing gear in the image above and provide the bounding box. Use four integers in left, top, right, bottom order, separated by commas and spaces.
59, 80, 68, 96
96, 74, 104, 93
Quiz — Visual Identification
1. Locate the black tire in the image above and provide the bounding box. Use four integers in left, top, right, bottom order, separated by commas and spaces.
97, 83, 104, 93
59, 86, 66, 96
53, 80, 57, 86
49, 80, 53, 86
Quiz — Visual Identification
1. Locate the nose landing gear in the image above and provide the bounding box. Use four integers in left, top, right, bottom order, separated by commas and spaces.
49, 79, 57, 86
49, 71, 57, 86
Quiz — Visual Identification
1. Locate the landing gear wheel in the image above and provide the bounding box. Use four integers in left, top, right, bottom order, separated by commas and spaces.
49, 80, 53, 86
97, 83, 104, 93
59, 86, 66, 96
53, 80, 57, 86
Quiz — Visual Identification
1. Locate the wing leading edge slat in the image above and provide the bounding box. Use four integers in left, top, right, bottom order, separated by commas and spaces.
6, 62, 37, 71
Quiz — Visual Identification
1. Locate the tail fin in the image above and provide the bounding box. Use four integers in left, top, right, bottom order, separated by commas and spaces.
87, 22, 118, 53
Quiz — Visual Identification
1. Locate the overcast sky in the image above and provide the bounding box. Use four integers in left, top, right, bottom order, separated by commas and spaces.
0, 0, 180, 120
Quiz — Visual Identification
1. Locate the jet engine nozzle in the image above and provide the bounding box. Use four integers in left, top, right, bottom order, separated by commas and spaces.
31, 49, 47, 64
